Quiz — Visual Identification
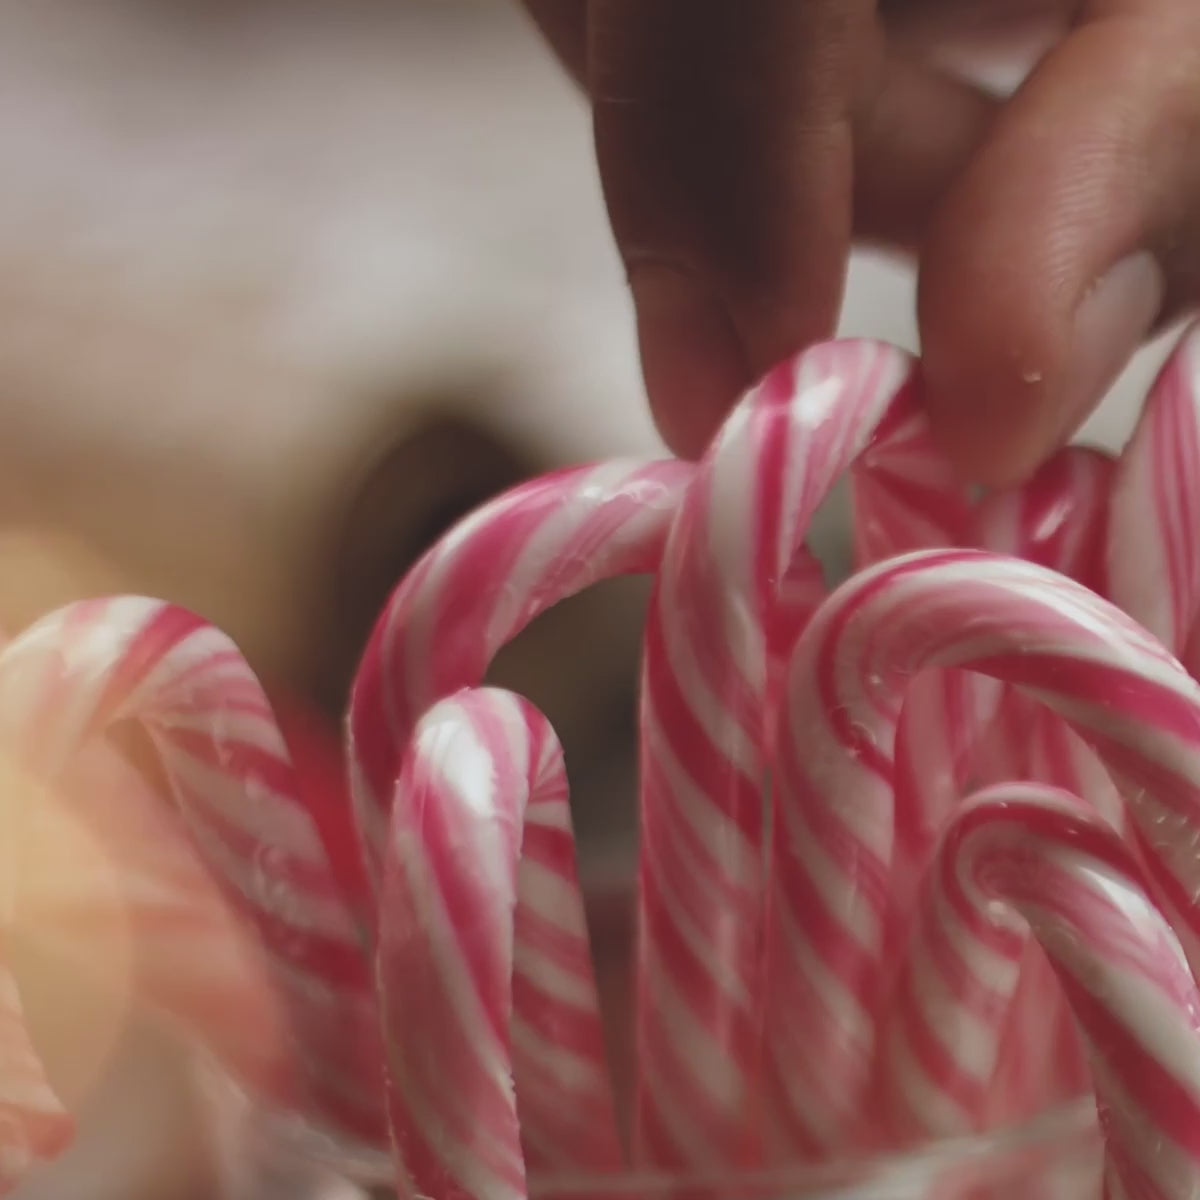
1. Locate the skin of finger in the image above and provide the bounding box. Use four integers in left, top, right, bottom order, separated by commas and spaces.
918, 6, 1200, 484
587, 0, 996, 459
515, 0, 1007, 461
589, 0, 875, 381
632, 265, 753, 458
853, 53, 998, 247
881, 0, 1073, 40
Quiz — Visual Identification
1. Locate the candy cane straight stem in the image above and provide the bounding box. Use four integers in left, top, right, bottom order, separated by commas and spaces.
853, 380, 978, 976
1108, 320, 1200, 662
766, 548, 1200, 1156
349, 459, 690, 894
892, 785, 1200, 1200
635, 340, 934, 1169
379, 689, 621, 1200
0, 597, 385, 1147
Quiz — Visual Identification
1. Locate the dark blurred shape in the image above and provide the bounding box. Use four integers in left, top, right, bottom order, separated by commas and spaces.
326, 404, 533, 719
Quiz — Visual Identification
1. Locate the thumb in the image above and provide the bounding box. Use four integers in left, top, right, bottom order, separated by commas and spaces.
916, 4, 1200, 485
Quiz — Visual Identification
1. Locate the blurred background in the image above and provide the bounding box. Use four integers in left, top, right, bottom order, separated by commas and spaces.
0, 1, 1178, 1196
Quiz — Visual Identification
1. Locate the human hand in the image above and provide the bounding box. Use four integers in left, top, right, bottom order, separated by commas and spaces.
520, 0, 1195, 485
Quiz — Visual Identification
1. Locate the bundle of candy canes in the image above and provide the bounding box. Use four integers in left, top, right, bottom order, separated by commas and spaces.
3, 327, 1200, 1200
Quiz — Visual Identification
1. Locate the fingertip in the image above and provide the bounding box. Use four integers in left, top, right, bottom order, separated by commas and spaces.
921, 241, 1163, 488
631, 263, 751, 459
916, 17, 1174, 487
918, 228, 1068, 486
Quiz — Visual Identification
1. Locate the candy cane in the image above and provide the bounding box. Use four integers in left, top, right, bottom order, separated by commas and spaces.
974, 446, 1113, 596
961, 450, 1121, 841
18, 736, 291, 1106
378, 688, 621, 1200
1108, 320, 1200, 667
855, 359, 977, 975
913, 448, 1120, 830
635, 340, 973, 1168
850, 387, 972, 565
968, 449, 1119, 1124
886, 783, 1200, 1200
974, 446, 1118, 799
348, 458, 692, 893
0, 598, 386, 1152
765, 548, 1200, 1155
883, 449, 1118, 1127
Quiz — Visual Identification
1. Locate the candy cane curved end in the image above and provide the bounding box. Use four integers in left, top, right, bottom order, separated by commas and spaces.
379, 688, 621, 1200
929, 785, 1200, 1200
0, 596, 383, 1144
766, 548, 1200, 1155
349, 458, 692, 887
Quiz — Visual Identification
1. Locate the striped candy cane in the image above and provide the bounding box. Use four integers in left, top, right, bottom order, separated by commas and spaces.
918, 447, 1119, 832
973, 446, 1114, 597
348, 459, 692, 894
1108, 320, 1200, 667
855, 352, 977, 980
0, 598, 386, 1154
889, 784, 1200, 1200
877, 449, 1111, 944
635, 340, 971, 1168
765, 548, 1200, 1155
850, 386, 972, 565
18, 735, 292, 1105
974, 448, 1117, 806
968, 449, 1120, 1125
378, 688, 621, 1200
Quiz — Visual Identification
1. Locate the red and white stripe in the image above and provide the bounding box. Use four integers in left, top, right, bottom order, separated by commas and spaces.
973, 446, 1121, 806
765, 548, 1200, 1156
0, 597, 385, 1150
378, 688, 621, 1200
885, 666, 981, 972
967, 450, 1122, 1122
850, 385, 972, 566
0, 948, 72, 1190
348, 458, 691, 891
974, 446, 1114, 596
935, 448, 1119, 818
877, 447, 1115, 965
890, 784, 1200, 1200
634, 339, 974, 1169
19, 733, 294, 1110
1108, 320, 1200, 668
637, 343, 879, 1169
881, 449, 1117, 1125
853, 355, 977, 976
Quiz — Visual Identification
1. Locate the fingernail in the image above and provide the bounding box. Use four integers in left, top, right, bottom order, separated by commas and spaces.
629, 263, 749, 459
1061, 251, 1164, 435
